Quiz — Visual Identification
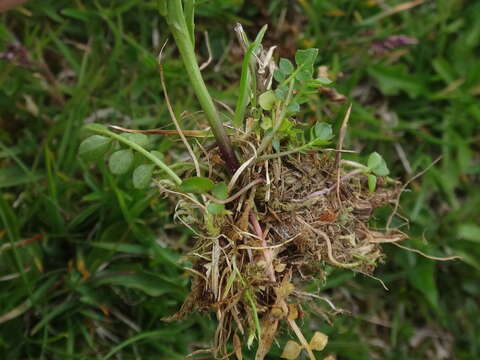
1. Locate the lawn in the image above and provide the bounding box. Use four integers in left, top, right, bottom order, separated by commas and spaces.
1, 1, 479, 359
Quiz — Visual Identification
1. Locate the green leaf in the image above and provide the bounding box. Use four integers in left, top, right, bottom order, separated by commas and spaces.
261, 116, 272, 130
286, 101, 300, 114
295, 48, 318, 67
212, 182, 228, 200
233, 24, 267, 128
121, 133, 150, 149
132, 164, 154, 189
108, 149, 134, 175
272, 138, 280, 152
273, 69, 285, 83
159, 0, 167, 16
180, 176, 215, 193
274, 84, 289, 100
296, 68, 314, 82
79, 135, 111, 161
259, 90, 276, 111
150, 150, 165, 161
0, 166, 44, 188
294, 48, 318, 81
368, 64, 425, 98
279, 58, 294, 75
457, 224, 480, 243
408, 258, 438, 310
368, 152, 382, 169
314, 122, 333, 141
367, 152, 390, 176
368, 174, 377, 192
308, 77, 333, 86
93, 271, 185, 297
207, 202, 226, 215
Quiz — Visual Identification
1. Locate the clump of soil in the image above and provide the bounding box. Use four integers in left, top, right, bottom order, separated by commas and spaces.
161, 132, 404, 359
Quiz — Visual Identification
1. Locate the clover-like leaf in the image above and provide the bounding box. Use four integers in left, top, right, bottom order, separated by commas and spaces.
150, 150, 165, 161
279, 58, 294, 75
261, 116, 272, 130
212, 182, 228, 200
295, 48, 318, 68
259, 90, 276, 111
286, 101, 300, 115
294, 48, 318, 81
109, 149, 134, 174
79, 135, 111, 161
207, 203, 226, 215
180, 176, 215, 193
132, 164, 154, 189
368, 152, 382, 169
314, 122, 333, 141
274, 84, 289, 100
273, 69, 285, 83
121, 133, 150, 149
368, 152, 390, 176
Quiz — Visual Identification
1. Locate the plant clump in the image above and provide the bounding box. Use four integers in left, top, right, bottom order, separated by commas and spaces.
160, 131, 403, 359
155, 36, 405, 359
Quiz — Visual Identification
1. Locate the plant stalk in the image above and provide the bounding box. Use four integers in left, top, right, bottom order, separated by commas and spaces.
165, 0, 239, 173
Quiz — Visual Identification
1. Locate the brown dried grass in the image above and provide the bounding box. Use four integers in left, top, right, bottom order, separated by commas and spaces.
161, 131, 405, 359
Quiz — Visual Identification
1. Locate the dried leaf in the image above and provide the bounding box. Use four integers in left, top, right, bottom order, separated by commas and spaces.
255, 312, 279, 360
275, 262, 287, 273
287, 304, 298, 321
276, 281, 295, 299
281, 340, 303, 360
309, 331, 328, 351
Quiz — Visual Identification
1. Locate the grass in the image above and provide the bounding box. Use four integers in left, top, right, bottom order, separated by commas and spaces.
1, 0, 479, 359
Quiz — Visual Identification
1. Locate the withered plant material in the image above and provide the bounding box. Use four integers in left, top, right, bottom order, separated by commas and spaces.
160, 132, 404, 359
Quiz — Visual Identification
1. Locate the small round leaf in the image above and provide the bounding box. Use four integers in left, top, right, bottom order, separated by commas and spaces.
279, 58, 294, 75
367, 152, 382, 170
79, 135, 111, 161
259, 90, 276, 111
121, 133, 150, 149
368, 152, 390, 176
314, 122, 333, 141
207, 203, 225, 215
150, 150, 165, 161
212, 182, 228, 200
295, 48, 318, 67
180, 177, 215, 193
108, 149, 134, 174
133, 164, 154, 189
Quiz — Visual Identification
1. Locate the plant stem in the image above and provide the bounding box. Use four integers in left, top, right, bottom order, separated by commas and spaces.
165, 0, 239, 173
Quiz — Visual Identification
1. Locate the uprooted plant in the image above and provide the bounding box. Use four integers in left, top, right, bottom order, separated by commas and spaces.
78, 1, 413, 359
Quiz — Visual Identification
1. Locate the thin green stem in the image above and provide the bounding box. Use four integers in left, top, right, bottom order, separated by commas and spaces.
86, 125, 182, 185
165, 0, 238, 173
256, 79, 295, 155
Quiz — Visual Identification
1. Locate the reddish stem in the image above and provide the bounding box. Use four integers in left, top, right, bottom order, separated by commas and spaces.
249, 212, 276, 282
